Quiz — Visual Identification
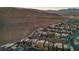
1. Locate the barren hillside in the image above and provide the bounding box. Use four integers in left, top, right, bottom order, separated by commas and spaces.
46, 8, 79, 19
0, 7, 66, 45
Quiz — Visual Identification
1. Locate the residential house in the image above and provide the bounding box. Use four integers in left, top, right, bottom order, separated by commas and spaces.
36, 40, 45, 49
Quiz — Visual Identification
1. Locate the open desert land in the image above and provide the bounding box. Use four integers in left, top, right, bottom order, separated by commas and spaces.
0, 7, 66, 45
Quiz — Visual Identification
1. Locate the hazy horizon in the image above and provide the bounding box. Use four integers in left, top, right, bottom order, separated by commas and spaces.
21, 7, 79, 10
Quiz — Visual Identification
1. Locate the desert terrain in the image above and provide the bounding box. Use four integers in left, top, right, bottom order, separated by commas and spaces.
0, 7, 66, 45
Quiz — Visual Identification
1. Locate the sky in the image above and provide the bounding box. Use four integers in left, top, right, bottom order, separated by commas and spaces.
0, 0, 79, 10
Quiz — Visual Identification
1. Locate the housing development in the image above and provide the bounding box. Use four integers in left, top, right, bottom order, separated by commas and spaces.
1, 19, 79, 51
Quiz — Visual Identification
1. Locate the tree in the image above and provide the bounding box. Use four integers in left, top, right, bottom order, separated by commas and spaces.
55, 46, 58, 51
62, 44, 64, 51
